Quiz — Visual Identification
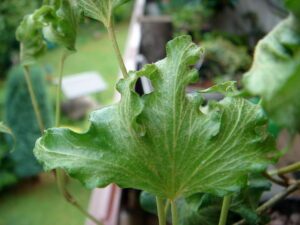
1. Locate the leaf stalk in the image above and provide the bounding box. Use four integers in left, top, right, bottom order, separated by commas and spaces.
156, 197, 167, 225
55, 52, 68, 127
218, 195, 232, 225
171, 200, 178, 225
269, 161, 300, 176
23, 65, 45, 134
107, 21, 128, 78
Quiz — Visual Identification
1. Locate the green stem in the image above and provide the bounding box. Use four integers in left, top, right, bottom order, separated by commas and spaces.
56, 169, 103, 225
55, 53, 68, 127
165, 199, 170, 215
269, 161, 300, 176
218, 196, 232, 225
53, 53, 103, 225
23, 66, 45, 134
107, 21, 128, 79
156, 197, 167, 225
171, 200, 178, 225
263, 171, 288, 187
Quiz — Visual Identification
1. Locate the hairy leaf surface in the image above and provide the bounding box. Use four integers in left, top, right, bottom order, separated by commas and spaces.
35, 36, 275, 199
78, 0, 129, 27
243, 16, 300, 132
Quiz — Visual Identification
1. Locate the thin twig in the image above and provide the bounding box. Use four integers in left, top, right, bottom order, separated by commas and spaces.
263, 172, 288, 187
233, 181, 300, 225
269, 162, 300, 176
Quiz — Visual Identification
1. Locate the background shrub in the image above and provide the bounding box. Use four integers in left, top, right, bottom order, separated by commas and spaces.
4, 66, 53, 178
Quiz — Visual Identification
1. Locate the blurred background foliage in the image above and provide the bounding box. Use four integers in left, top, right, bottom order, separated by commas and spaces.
0, 0, 42, 78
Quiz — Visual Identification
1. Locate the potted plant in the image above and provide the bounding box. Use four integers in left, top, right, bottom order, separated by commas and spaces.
14, 0, 300, 224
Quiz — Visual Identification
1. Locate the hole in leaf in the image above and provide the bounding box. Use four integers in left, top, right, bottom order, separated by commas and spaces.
135, 76, 154, 96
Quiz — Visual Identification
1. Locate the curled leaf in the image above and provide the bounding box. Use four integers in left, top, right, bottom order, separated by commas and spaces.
16, 6, 52, 65
35, 36, 275, 199
16, 0, 80, 64
42, 0, 81, 51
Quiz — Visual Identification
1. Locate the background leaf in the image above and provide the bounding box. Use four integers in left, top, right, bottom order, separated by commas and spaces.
42, 0, 80, 51
16, 6, 52, 65
285, 0, 300, 18
243, 15, 300, 132
16, 0, 80, 64
78, 0, 129, 27
35, 36, 275, 200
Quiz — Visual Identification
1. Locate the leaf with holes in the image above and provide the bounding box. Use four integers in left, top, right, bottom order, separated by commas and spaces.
243, 15, 300, 132
34, 36, 275, 199
78, 0, 129, 27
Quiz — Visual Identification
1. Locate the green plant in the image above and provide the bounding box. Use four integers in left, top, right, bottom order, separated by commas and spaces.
200, 37, 251, 82
14, 0, 300, 225
4, 66, 53, 178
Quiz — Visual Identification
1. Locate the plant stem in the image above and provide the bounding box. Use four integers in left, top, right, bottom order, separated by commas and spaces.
107, 21, 128, 78
156, 197, 167, 225
165, 199, 170, 215
269, 161, 300, 176
233, 180, 300, 225
218, 195, 232, 225
171, 200, 178, 225
53, 53, 103, 225
23, 66, 45, 134
263, 172, 288, 187
55, 53, 68, 127
56, 170, 103, 225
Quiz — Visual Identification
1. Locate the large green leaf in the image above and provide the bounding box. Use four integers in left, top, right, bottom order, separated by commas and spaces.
78, 0, 129, 27
34, 36, 275, 199
243, 16, 300, 132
